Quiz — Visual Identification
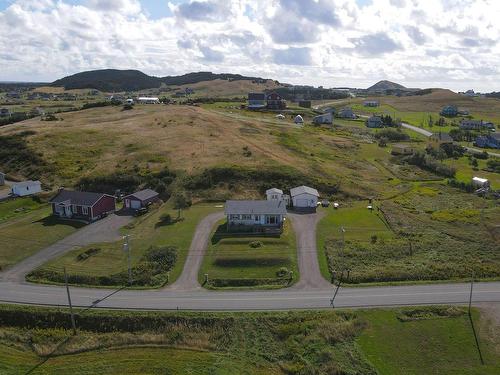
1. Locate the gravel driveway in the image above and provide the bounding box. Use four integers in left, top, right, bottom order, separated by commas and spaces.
0, 213, 132, 283
289, 211, 332, 290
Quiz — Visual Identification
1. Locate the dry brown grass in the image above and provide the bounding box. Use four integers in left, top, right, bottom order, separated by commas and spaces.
170, 78, 282, 97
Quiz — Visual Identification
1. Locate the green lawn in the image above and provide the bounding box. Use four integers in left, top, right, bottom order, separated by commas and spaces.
29, 203, 220, 287
199, 220, 298, 289
444, 155, 500, 189
358, 307, 500, 375
0, 203, 83, 270
316, 203, 393, 280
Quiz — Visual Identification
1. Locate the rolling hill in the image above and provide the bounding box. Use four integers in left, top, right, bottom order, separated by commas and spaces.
367, 80, 407, 91
50, 69, 277, 92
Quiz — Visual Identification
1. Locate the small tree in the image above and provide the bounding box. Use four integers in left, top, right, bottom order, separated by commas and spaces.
171, 191, 191, 218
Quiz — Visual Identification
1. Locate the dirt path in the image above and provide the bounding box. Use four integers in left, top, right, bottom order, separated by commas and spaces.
0, 213, 132, 283
167, 211, 225, 291
289, 212, 332, 290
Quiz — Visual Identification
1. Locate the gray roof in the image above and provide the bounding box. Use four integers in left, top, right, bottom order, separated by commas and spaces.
431, 132, 453, 142
290, 185, 319, 197
13, 180, 40, 188
49, 189, 110, 206
266, 188, 283, 194
125, 189, 159, 201
225, 200, 287, 215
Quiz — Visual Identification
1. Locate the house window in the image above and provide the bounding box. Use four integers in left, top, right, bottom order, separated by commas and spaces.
82, 206, 88, 215
254, 215, 260, 222
242, 214, 252, 220
266, 216, 278, 224
230, 214, 240, 220
72, 205, 78, 213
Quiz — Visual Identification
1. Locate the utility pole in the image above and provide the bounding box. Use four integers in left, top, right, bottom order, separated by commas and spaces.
468, 270, 474, 315
330, 270, 344, 308
64, 267, 77, 335
123, 234, 132, 285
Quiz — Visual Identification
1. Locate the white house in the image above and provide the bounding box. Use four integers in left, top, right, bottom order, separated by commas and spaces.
266, 188, 290, 206
472, 177, 490, 188
138, 97, 160, 104
294, 115, 304, 124
11, 180, 41, 197
290, 185, 319, 211
224, 200, 287, 232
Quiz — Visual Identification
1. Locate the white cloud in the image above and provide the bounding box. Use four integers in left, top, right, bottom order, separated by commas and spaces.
0, 0, 499, 91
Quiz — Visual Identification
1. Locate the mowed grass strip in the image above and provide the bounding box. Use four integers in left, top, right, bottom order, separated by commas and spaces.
199, 220, 298, 288
0, 203, 83, 270
316, 202, 393, 280
33, 203, 220, 287
357, 307, 500, 375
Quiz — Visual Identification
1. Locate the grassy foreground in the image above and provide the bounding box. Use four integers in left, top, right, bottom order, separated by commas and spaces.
199, 220, 298, 289
0, 304, 498, 375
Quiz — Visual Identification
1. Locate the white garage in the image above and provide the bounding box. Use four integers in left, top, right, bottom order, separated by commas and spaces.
290, 185, 319, 212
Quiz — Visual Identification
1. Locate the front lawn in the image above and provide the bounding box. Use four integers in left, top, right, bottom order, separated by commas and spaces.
28, 203, 220, 287
0, 203, 83, 270
199, 220, 298, 289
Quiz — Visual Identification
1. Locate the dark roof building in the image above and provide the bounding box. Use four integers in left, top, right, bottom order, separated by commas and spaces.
124, 189, 160, 209
49, 189, 115, 222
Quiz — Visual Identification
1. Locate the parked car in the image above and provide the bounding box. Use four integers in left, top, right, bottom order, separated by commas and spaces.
321, 199, 330, 207
134, 207, 148, 216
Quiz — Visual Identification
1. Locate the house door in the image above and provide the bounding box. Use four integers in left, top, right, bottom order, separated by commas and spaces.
64, 206, 72, 217
124, 199, 130, 208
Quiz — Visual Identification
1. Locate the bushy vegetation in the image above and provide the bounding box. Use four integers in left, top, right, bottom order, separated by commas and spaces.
403, 151, 456, 177
0, 131, 54, 179
183, 165, 339, 196
374, 128, 409, 141
486, 158, 500, 173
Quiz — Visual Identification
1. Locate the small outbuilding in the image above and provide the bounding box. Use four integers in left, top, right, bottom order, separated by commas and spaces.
290, 185, 320, 212
138, 97, 160, 104
366, 115, 383, 128
11, 180, 41, 197
49, 189, 116, 222
123, 189, 160, 210
294, 115, 304, 124
313, 112, 333, 125
472, 177, 490, 188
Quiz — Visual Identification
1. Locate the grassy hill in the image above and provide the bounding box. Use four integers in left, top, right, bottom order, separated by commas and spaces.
367, 80, 407, 91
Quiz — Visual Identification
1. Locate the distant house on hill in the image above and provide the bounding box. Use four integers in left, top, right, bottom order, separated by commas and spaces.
363, 100, 379, 107
337, 107, 356, 119
248, 92, 266, 110
0, 108, 11, 118
49, 189, 115, 222
440, 105, 458, 117
459, 119, 495, 131
266, 92, 286, 110
138, 97, 160, 104
11, 180, 42, 197
313, 112, 333, 125
123, 189, 160, 210
290, 185, 319, 212
474, 132, 500, 149
366, 115, 383, 128
429, 132, 454, 145
224, 200, 287, 232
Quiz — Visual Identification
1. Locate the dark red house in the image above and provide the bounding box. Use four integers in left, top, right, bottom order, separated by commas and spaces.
49, 189, 116, 222
123, 189, 160, 210
266, 92, 286, 110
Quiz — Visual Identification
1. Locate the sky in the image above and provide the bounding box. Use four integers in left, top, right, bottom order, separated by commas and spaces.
0, 0, 499, 91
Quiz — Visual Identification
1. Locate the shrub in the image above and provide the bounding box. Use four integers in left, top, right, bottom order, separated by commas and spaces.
403, 151, 455, 178
76, 248, 100, 261
143, 246, 177, 271
374, 128, 409, 141
486, 158, 500, 173
249, 240, 264, 248
276, 267, 289, 277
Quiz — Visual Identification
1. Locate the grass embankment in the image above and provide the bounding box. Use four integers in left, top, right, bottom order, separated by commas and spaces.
0, 304, 375, 375
0, 199, 83, 271
28, 203, 220, 288
0, 304, 498, 374
199, 220, 298, 289
318, 184, 500, 284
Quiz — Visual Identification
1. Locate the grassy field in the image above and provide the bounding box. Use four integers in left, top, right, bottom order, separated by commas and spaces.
357, 307, 500, 375
319, 184, 500, 284
28, 203, 220, 287
199, 220, 298, 289
316, 203, 393, 281
0, 202, 83, 271
0, 304, 497, 375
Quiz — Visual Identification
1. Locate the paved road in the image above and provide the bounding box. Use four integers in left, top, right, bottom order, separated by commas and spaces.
289, 212, 332, 290
168, 211, 225, 291
0, 280, 498, 311
0, 213, 132, 283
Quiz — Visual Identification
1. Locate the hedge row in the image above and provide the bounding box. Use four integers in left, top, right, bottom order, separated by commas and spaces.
207, 277, 291, 288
